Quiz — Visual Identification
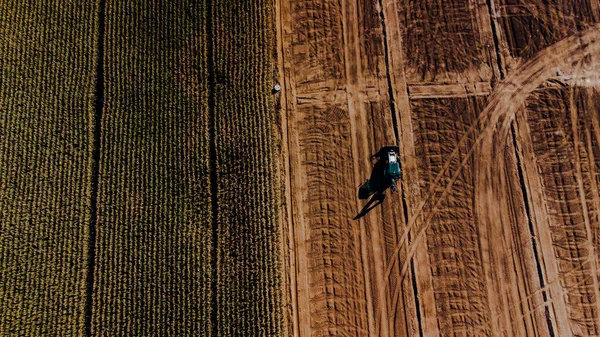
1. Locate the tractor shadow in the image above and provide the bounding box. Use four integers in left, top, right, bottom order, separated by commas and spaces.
353, 192, 386, 220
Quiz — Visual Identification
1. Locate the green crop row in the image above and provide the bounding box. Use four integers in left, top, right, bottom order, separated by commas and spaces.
0, 1, 99, 335
211, 0, 284, 335
90, 0, 214, 335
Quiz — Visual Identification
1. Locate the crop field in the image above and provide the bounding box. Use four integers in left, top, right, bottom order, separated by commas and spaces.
277, 0, 600, 336
1, 0, 283, 336
4, 0, 600, 336
0, 1, 98, 335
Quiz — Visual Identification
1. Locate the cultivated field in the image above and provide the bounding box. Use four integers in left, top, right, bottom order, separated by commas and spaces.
1, 0, 283, 336
3, 0, 600, 336
277, 0, 600, 336
0, 1, 98, 335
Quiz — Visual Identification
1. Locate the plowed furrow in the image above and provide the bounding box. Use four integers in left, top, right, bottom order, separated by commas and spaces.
411, 97, 493, 336
299, 108, 369, 336
524, 86, 600, 336
358, 0, 385, 84
394, 0, 492, 83
496, 0, 598, 60
291, 0, 345, 89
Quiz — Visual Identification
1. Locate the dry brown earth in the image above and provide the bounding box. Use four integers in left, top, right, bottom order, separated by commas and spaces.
277, 0, 600, 336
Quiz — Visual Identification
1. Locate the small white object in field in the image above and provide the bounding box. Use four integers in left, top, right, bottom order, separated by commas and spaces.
273, 84, 281, 92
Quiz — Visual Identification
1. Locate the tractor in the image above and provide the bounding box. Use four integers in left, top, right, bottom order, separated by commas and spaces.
358, 146, 402, 200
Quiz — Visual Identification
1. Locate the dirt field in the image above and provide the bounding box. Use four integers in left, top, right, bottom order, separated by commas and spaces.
277, 0, 600, 336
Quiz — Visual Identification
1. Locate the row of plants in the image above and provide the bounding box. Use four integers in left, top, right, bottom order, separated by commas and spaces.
0, 1, 99, 335
211, 0, 284, 335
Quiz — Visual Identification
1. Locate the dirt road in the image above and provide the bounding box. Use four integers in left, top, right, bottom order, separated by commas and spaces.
277, 0, 600, 336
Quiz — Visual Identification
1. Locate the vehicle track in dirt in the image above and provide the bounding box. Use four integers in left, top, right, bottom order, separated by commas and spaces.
373, 0, 501, 334
380, 27, 600, 337
277, 0, 418, 335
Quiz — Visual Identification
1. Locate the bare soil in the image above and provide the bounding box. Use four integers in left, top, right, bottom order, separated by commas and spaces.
276, 0, 600, 335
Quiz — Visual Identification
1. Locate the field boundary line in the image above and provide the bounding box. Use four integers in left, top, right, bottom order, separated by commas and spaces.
479, 1, 512, 335
378, 0, 435, 335
485, 0, 509, 79
509, 118, 557, 337
485, 1, 558, 334
503, 126, 548, 337
347, 0, 397, 335
339, 0, 377, 334
274, 0, 299, 334
84, 0, 106, 335
277, 0, 311, 335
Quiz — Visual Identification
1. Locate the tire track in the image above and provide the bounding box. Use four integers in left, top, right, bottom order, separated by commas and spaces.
477, 26, 600, 336
504, 120, 555, 337
340, 0, 396, 335
276, 0, 310, 334
377, 0, 436, 335
274, 0, 298, 334
279, 0, 373, 334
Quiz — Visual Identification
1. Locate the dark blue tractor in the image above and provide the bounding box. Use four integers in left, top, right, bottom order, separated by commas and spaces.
358, 146, 402, 200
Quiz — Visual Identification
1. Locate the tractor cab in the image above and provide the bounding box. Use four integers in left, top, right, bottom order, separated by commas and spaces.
384, 150, 401, 180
